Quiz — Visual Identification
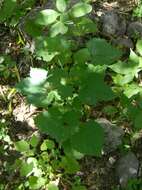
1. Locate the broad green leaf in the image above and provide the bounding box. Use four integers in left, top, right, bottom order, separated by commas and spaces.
87, 38, 122, 65
35, 108, 80, 142
30, 135, 40, 148
71, 17, 98, 36
56, 0, 66, 12
15, 140, 30, 152
60, 156, 80, 174
129, 49, 139, 64
109, 61, 138, 75
134, 111, 142, 129
35, 36, 71, 63
113, 74, 134, 86
71, 3, 92, 17
136, 39, 142, 56
20, 162, 34, 176
71, 121, 104, 156
123, 83, 142, 98
50, 21, 68, 37
74, 48, 91, 64
0, 0, 17, 22
29, 176, 46, 190
79, 69, 114, 105
25, 19, 42, 37
35, 9, 59, 25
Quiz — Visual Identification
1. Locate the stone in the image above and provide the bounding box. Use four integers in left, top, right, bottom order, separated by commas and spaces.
127, 21, 142, 38
96, 118, 124, 154
116, 152, 139, 187
101, 10, 126, 36
112, 37, 134, 49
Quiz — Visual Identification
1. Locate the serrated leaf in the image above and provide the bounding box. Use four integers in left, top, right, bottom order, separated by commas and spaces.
50, 21, 68, 37
71, 121, 104, 156
15, 140, 30, 152
35, 9, 59, 25
136, 39, 142, 56
71, 3, 92, 18
35, 36, 71, 63
56, 0, 66, 12
74, 48, 91, 64
34, 108, 80, 143
78, 66, 114, 105
87, 38, 122, 65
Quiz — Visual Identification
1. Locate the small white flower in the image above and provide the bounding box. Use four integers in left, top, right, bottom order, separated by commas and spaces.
30, 67, 48, 85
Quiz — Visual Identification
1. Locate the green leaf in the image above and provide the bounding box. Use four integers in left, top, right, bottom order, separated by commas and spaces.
136, 39, 142, 56
60, 156, 80, 174
29, 176, 46, 190
113, 74, 134, 86
15, 140, 30, 152
20, 162, 34, 176
35, 9, 59, 25
71, 121, 104, 156
78, 65, 114, 105
35, 108, 80, 142
47, 183, 59, 190
129, 49, 139, 64
110, 61, 138, 76
50, 21, 68, 37
74, 48, 91, 64
0, 0, 17, 22
40, 139, 55, 151
123, 83, 142, 98
56, 0, 67, 12
134, 111, 142, 129
87, 38, 122, 65
71, 17, 98, 36
35, 36, 71, 63
25, 19, 42, 37
71, 3, 92, 18
30, 135, 40, 148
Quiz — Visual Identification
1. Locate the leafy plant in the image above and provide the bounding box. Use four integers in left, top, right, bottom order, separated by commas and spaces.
17, 0, 124, 157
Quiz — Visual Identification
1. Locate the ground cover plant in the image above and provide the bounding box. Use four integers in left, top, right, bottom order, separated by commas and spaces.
1, 0, 142, 189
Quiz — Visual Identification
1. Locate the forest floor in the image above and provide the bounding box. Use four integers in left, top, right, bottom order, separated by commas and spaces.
0, 1, 142, 190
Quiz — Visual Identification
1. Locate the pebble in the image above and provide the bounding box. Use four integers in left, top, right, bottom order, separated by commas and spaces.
116, 152, 139, 187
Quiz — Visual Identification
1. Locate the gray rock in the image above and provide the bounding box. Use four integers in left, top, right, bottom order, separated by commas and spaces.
96, 118, 124, 154
116, 152, 139, 187
113, 37, 134, 49
127, 21, 142, 38
101, 11, 126, 36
